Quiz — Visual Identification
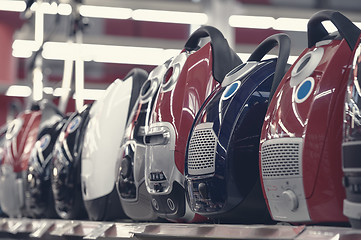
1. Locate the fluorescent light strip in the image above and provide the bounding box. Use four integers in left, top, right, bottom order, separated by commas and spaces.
30, 2, 57, 14
229, 15, 361, 32
39, 41, 181, 65
53, 87, 71, 97
237, 53, 297, 64
13, 40, 299, 65
132, 9, 208, 25
79, 5, 132, 19
1, 1, 360, 32
73, 89, 106, 100
6, 85, 31, 97
273, 18, 309, 32
229, 15, 275, 29
0, 0, 26, 12
32, 67, 43, 101
0, 0, 207, 24
12, 40, 42, 58
0, 1, 71, 15
43, 87, 53, 94
57, 3, 72, 15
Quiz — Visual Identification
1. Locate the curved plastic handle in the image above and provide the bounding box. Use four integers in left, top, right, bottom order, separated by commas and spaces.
308, 10, 361, 50
248, 33, 291, 102
184, 26, 242, 83
124, 68, 149, 121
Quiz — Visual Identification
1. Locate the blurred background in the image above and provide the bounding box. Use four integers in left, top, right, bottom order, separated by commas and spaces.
0, 0, 361, 126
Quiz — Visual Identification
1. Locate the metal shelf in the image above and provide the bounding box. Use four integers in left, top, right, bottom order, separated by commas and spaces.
0, 218, 359, 239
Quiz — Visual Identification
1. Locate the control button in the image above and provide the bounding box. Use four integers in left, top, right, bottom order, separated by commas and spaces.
149, 171, 166, 181
282, 190, 298, 211
167, 198, 176, 211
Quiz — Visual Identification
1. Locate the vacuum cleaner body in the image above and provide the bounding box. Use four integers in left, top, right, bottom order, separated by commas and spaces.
342, 42, 361, 228
25, 115, 66, 218
185, 33, 290, 222
116, 64, 168, 221
260, 10, 361, 223
51, 104, 92, 219
0, 102, 63, 217
144, 26, 242, 222
81, 69, 147, 220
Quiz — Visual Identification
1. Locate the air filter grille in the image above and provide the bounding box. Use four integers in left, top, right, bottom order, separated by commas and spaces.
187, 124, 217, 175
261, 138, 302, 179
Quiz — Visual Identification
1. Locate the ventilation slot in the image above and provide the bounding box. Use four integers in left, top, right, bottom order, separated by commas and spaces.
261, 138, 302, 179
187, 126, 217, 175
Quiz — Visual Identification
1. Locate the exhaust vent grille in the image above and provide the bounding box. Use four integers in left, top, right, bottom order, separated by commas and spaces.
187, 123, 217, 175
261, 138, 302, 179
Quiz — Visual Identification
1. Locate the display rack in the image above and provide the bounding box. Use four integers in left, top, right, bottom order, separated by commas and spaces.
0, 218, 359, 239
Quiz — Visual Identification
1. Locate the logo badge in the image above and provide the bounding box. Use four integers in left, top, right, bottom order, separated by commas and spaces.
67, 116, 82, 134
39, 134, 51, 150
222, 81, 241, 101
295, 77, 315, 103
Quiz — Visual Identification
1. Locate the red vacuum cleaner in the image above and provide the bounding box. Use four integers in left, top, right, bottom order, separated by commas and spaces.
0, 101, 64, 217
260, 10, 361, 224
144, 26, 242, 222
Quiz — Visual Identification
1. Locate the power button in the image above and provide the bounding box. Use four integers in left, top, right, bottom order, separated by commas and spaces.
282, 190, 299, 211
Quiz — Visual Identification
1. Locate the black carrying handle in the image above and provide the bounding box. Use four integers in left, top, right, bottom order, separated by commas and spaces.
184, 26, 242, 83
248, 33, 291, 102
308, 10, 361, 50
124, 68, 149, 122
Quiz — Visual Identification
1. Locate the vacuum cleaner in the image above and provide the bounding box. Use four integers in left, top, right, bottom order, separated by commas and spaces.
116, 62, 170, 221
144, 26, 242, 222
51, 104, 92, 219
0, 125, 8, 217
24, 113, 67, 218
342, 40, 361, 228
0, 125, 7, 168
260, 10, 361, 224
184, 33, 291, 223
81, 68, 148, 221
0, 100, 64, 218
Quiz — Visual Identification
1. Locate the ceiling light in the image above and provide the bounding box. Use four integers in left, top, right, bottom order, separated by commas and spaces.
32, 67, 43, 101
43, 87, 54, 94
79, 5, 132, 19
237, 53, 296, 64
132, 9, 208, 25
73, 89, 106, 100
229, 15, 275, 29
39, 41, 181, 65
57, 3, 71, 15
6, 85, 32, 97
229, 15, 361, 32
0, 0, 26, 12
30, 2, 57, 14
14, 39, 298, 66
273, 18, 309, 32
53, 88, 71, 97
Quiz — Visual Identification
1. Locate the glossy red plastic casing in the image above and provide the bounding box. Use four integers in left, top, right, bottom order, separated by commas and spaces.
151, 43, 218, 175
4, 110, 41, 172
260, 36, 360, 223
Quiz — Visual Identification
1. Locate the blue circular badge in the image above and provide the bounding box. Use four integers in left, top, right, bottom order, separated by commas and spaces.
67, 116, 82, 134
295, 77, 315, 103
222, 81, 241, 101
39, 134, 51, 150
